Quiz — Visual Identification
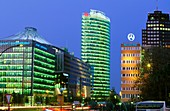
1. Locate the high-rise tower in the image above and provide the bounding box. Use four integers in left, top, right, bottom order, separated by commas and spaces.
120, 33, 141, 102
81, 9, 110, 100
142, 11, 170, 47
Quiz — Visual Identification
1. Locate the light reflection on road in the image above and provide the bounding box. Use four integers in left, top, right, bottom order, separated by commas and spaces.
0, 106, 91, 111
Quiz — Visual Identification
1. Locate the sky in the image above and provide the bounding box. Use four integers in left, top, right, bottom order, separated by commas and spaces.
0, 0, 169, 93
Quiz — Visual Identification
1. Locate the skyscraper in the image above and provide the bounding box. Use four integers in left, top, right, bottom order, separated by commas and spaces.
81, 9, 110, 100
142, 11, 170, 47
141, 10, 170, 101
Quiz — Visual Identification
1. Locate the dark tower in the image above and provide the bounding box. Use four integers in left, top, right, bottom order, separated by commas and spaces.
142, 11, 170, 47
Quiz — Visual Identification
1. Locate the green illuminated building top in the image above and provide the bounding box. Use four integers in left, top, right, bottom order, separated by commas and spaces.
81, 9, 110, 100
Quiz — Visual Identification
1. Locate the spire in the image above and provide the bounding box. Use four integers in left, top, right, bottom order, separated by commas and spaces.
156, 0, 158, 11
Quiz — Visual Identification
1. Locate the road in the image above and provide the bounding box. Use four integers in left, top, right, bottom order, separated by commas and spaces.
0, 106, 92, 111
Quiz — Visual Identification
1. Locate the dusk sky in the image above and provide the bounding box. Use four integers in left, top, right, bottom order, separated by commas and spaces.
0, 0, 169, 93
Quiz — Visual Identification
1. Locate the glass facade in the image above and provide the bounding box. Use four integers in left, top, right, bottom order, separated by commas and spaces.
81, 9, 110, 100
0, 27, 91, 105
0, 40, 56, 105
33, 42, 56, 96
55, 48, 91, 102
0, 40, 32, 95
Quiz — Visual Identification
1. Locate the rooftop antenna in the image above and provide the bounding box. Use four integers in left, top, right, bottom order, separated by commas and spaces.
156, 0, 158, 11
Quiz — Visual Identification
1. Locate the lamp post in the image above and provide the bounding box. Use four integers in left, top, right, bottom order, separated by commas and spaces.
59, 88, 64, 111
46, 90, 49, 105
119, 102, 122, 111
81, 93, 85, 111
14, 89, 19, 106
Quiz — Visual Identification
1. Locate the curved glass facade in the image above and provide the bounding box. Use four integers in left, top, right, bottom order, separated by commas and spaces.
0, 41, 33, 95
81, 9, 110, 100
0, 40, 56, 105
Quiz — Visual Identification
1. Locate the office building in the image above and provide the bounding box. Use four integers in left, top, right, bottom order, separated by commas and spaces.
0, 27, 91, 105
142, 10, 170, 102
55, 48, 91, 102
81, 9, 110, 100
142, 11, 170, 47
120, 33, 141, 102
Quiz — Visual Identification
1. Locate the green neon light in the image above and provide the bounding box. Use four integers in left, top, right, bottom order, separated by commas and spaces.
34, 59, 55, 69
34, 65, 54, 73
34, 48, 55, 58
34, 77, 54, 83
34, 54, 55, 63
34, 71, 55, 78
34, 83, 54, 89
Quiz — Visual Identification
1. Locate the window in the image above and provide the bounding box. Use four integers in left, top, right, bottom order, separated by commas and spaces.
122, 94, 125, 98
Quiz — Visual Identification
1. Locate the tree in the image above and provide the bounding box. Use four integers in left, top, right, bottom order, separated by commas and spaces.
107, 87, 123, 111
135, 47, 170, 102
108, 87, 120, 105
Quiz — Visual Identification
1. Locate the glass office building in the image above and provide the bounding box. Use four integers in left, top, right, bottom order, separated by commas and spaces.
81, 9, 110, 100
55, 48, 91, 102
0, 27, 91, 105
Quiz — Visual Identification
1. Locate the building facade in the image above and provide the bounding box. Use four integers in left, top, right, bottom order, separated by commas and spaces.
55, 48, 91, 102
0, 27, 91, 105
142, 10, 170, 47
141, 10, 170, 102
81, 9, 110, 100
120, 34, 141, 102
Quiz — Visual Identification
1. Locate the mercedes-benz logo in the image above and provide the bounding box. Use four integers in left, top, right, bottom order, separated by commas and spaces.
127, 33, 135, 41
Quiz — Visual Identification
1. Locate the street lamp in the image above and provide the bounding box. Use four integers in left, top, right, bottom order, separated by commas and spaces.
119, 102, 122, 111
14, 89, 20, 106
147, 63, 151, 68
59, 88, 64, 111
147, 63, 152, 76
81, 93, 85, 111
46, 90, 49, 105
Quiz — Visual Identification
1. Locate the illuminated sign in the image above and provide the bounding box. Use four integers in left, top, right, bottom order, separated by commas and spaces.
0, 41, 30, 46
84, 12, 89, 16
63, 73, 68, 77
127, 33, 135, 41
35, 43, 47, 50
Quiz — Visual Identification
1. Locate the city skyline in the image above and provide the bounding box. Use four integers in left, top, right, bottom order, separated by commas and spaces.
0, 0, 170, 93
